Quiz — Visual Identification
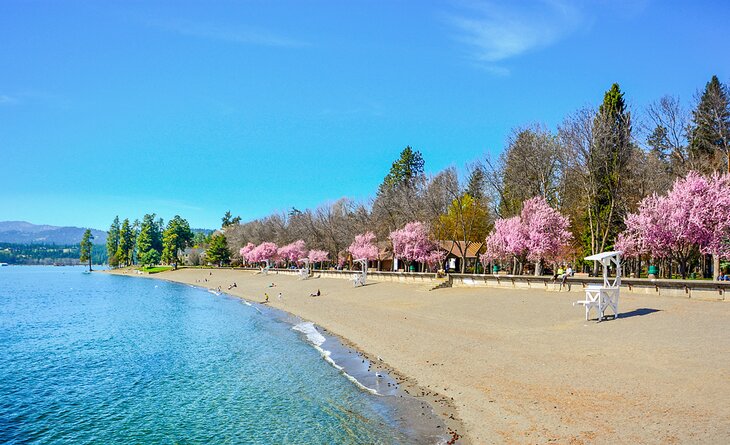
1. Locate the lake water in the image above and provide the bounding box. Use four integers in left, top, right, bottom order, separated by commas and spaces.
0, 266, 443, 444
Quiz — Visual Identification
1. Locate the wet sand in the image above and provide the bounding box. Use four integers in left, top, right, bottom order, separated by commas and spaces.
111, 267, 730, 444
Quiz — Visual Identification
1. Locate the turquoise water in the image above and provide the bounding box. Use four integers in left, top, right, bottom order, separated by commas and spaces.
0, 267, 437, 444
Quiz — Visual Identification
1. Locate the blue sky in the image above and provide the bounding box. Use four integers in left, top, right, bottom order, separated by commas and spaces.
1, 0, 728, 230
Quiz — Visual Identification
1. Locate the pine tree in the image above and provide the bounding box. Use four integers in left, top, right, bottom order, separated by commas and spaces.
162, 215, 194, 266
205, 233, 231, 266
136, 213, 163, 266
79, 229, 93, 271
116, 219, 134, 267
584, 83, 633, 268
106, 216, 120, 267
378, 146, 425, 192
221, 211, 241, 228
465, 167, 486, 203
689, 75, 730, 173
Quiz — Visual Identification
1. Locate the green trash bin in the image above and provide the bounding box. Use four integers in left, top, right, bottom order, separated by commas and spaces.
492, 265, 499, 274
409, 264, 415, 272
648, 265, 659, 277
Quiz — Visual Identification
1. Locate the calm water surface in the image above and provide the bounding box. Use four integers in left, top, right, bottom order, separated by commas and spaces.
0, 266, 431, 444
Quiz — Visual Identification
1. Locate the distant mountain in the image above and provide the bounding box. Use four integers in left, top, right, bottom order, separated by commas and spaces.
0, 221, 107, 245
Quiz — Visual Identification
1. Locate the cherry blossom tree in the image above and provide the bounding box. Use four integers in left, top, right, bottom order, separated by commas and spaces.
277, 240, 307, 265
389, 221, 437, 271
307, 249, 329, 268
239, 242, 255, 265
425, 249, 446, 272
483, 197, 571, 275
348, 232, 379, 262
249, 242, 278, 265
483, 216, 529, 274
618, 171, 730, 278
521, 196, 572, 274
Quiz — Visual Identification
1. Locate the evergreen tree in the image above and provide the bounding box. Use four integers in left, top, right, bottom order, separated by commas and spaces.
79, 229, 93, 271
378, 146, 425, 192
106, 216, 120, 267
116, 219, 134, 267
162, 215, 194, 266
465, 167, 487, 202
192, 231, 209, 247
136, 213, 163, 266
139, 249, 161, 267
131, 219, 141, 264
689, 75, 730, 173
154, 217, 165, 252
221, 211, 241, 228
205, 233, 231, 266
584, 83, 633, 266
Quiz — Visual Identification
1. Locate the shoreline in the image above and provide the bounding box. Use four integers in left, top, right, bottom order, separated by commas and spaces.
105, 266, 730, 444
106, 268, 465, 444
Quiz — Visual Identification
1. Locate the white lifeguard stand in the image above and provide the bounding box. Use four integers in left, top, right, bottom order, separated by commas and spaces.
574, 251, 622, 321
257, 259, 271, 275
298, 259, 310, 280
352, 258, 367, 287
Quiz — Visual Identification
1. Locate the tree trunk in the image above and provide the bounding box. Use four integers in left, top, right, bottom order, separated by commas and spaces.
593, 260, 599, 277
713, 254, 721, 280
461, 255, 466, 273
534, 261, 542, 276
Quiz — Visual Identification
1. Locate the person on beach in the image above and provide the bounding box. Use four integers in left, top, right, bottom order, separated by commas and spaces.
561, 266, 573, 286
269, 282, 275, 287
309, 289, 321, 297
277, 292, 282, 300
264, 293, 269, 303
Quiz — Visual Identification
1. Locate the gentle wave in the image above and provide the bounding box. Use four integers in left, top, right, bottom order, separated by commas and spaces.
292, 322, 379, 395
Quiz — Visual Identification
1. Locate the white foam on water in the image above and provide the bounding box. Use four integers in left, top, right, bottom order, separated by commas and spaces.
292, 322, 326, 346
292, 322, 379, 395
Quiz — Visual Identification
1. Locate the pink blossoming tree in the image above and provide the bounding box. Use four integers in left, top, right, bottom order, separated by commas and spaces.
617, 171, 730, 278
484, 197, 571, 275
248, 242, 278, 265
483, 216, 529, 274
307, 249, 329, 268
522, 197, 572, 274
348, 232, 379, 265
239, 242, 256, 265
389, 221, 438, 271
277, 240, 307, 265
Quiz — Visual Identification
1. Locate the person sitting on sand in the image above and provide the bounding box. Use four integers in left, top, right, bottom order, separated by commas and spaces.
269, 282, 275, 287
309, 289, 321, 297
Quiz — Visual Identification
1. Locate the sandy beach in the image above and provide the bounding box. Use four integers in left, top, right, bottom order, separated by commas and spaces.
112, 268, 730, 444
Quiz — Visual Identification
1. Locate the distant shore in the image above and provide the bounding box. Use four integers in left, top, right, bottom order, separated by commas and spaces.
108, 267, 730, 444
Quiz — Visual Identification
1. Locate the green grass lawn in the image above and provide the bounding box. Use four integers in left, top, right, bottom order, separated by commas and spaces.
140, 266, 173, 274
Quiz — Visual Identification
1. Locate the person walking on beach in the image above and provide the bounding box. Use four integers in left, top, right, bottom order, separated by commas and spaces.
277, 292, 282, 300
264, 293, 270, 303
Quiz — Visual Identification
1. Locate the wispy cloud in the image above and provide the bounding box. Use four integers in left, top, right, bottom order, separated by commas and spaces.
149, 18, 308, 48
0, 94, 17, 105
446, 0, 584, 73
